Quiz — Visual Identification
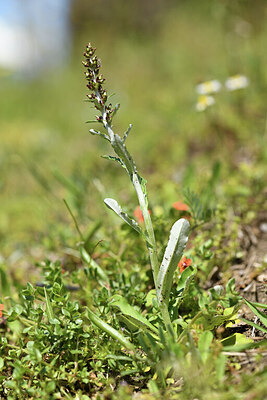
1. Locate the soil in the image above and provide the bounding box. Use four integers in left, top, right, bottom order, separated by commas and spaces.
224, 211, 267, 376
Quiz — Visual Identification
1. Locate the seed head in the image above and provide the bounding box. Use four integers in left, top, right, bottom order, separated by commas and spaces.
83, 43, 114, 123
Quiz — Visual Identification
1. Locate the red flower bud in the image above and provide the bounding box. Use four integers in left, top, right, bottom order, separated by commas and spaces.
173, 201, 189, 211
178, 256, 192, 273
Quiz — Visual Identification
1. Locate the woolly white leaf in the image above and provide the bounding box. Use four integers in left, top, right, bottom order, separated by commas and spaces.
104, 198, 142, 234
156, 218, 190, 305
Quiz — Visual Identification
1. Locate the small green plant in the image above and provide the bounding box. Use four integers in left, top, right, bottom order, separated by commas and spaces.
1, 40, 266, 399
83, 43, 191, 337
81, 43, 267, 372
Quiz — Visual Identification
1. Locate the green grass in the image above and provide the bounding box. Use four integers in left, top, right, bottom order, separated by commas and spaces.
0, 2, 266, 398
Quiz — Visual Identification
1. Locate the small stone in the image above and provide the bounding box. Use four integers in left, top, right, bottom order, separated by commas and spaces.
257, 273, 267, 283
259, 222, 267, 233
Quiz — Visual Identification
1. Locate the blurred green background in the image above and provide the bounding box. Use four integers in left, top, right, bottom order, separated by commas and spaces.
0, 0, 266, 270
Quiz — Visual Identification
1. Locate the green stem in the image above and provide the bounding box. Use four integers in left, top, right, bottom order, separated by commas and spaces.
101, 121, 166, 329
103, 120, 159, 284
132, 173, 159, 282
159, 302, 175, 337
133, 172, 173, 334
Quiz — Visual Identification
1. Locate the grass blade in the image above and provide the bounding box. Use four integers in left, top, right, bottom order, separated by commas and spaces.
240, 317, 267, 334
243, 299, 267, 328
110, 294, 158, 335
86, 307, 135, 351
44, 287, 54, 321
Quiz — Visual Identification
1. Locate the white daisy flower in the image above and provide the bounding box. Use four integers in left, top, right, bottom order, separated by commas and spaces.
196, 95, 215, 112
225, 75, 249, 91
196, 80, 222, 95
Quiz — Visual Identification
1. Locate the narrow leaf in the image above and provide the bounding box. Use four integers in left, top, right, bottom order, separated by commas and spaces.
243, 299, 267, 328
118, 314, 142, 332
123, 124, 133, 144
86, 307, 135, 351
104, 198, 142, 235
243, 300, 267, 309
102, 155, 126, 169
90, 129, 110, 141
216, 353, 227, 382
110, 295, 158, 335
63, 199, 84, 240
120, 368, 139, 377
240, 317, 267, 334
110, 103, 120, 120
44, 287, 54, 321
105, 354, 133, 361
222, 340, 267, 352
156, 219, 190, 305
198, 331, 213, 363
83, 220, 102, 252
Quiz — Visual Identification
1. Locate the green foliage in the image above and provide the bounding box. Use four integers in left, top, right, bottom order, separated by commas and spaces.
0, 3, 267, 398
183, 188, 213, 227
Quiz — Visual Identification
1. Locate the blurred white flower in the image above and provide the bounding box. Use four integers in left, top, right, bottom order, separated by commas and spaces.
196, 95, 215, 112
225, 75, 249, 91
196, 80, 222, 95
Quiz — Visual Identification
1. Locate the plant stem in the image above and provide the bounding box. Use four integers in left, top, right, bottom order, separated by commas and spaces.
84, 45, 174, 336
103, 120, 159, 284
132, 173, 159, 282
104, 124, 169, 329
102, 123, 171, 331
159, 302, 175, 337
